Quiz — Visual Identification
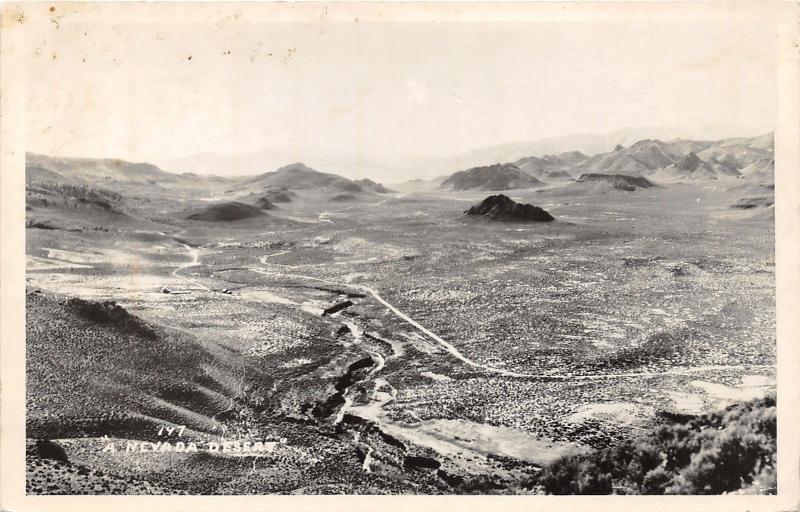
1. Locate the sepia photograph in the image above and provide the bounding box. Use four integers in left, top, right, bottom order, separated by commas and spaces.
1, 1, 799, 509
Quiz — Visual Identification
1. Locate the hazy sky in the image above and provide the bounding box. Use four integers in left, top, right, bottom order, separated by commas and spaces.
25, 3, 777, 174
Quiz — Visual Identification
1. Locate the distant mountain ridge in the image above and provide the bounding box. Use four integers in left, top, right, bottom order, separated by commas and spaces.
26, 155, 394, 202
25, 152, 234, 199
26, 131, 773, 199
432, 127, 704, 175
436, 133, 773, 191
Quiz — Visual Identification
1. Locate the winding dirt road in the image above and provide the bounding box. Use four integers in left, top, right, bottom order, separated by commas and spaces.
172, 243, 211, 292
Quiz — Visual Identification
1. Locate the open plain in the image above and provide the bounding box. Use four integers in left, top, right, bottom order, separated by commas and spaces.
24, 150, 776, 493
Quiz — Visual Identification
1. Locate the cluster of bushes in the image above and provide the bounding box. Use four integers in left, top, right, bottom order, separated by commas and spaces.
535, 396, 776, 495
65, 298, 157, 340
27, 411, 155, 440
26, 220, 59, 230
596, 328, 693, 368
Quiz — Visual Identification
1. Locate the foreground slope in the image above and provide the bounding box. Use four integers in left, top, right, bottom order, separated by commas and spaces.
26, 292, 270, 438
536, 396, 776, 495
26, 291, 436, 494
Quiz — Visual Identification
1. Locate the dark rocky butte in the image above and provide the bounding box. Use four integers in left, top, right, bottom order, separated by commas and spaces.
465, 194, 554, 222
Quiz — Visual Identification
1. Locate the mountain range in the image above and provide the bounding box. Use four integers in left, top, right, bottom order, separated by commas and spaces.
26, 156, 394, 196
432, 133, 774, 192
151, 127, 772, 182
25, 132, 774, 203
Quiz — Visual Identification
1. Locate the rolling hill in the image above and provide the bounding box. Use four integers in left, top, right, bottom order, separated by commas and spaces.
440, 164, 544, 191
652, 153, 721, 180
579, 140, 682, 176
26, 292, 271, 439
738, 158, 775, 184
239, 162, 391, 195
26, 153, 232, 198
696, 134, 774, 167
541, 173, 656, 196
389, 176, 448, 194
354, 178, 395, 194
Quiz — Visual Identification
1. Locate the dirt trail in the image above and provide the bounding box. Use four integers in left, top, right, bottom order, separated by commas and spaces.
170, 241, 246, 438
171, 244, 211, 291
210, 358, 247, 440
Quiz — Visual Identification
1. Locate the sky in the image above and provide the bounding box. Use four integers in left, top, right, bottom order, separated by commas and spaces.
24, 3, 778, 178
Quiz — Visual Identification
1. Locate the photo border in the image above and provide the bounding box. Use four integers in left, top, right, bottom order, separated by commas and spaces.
2, 2, 798, 511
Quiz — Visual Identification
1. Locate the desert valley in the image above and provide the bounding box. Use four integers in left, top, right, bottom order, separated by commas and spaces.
25, 133, 777, 494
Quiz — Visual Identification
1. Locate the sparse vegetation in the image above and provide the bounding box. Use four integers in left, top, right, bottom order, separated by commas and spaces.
28, 181, 124, 206
65, 298, 158, 340
26, 219, 59, 230
535, 396, 776, 495
597, 328, 692, 368
24, 142, 776, 495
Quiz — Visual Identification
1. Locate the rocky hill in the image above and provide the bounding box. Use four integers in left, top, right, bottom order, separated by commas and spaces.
260, 189, 295, 203
354, 178, 395, 194
441, 164, 544, 191
465, 194, 554, 222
